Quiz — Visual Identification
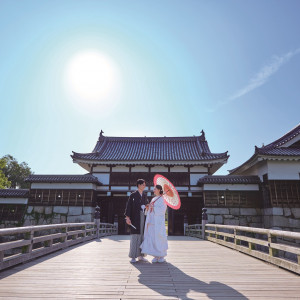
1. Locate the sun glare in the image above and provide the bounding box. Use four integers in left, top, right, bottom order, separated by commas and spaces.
64, 50, 120, 104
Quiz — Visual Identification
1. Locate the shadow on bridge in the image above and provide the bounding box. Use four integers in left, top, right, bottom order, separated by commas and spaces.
132, 262, 249, 300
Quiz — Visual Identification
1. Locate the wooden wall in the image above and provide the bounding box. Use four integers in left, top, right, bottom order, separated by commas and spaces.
203, 190, 262, 208
28, 189, 95, 206
268, 180, 300, 207
0, 204, 26, 222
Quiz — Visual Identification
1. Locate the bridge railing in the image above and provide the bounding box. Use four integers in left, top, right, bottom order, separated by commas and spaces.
0, 222, 117, 271
185, 223, 300, 275
185, 224, 203, 238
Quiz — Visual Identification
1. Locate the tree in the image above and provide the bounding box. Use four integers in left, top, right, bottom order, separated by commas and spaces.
1, 155, 33, 189
0, 158, 11, 188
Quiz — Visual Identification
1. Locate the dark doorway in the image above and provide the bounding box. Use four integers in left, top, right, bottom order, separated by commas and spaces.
168, 196, 203, 235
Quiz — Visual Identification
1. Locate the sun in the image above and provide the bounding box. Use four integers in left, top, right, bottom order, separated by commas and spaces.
64, 50, 119, 103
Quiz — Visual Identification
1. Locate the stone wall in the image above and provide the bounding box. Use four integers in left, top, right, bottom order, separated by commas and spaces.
263, 207, 300, 232
0, 221, 20, 229
22, 205, 94, 226
206, 208, 263, 228
206, 207, 300, 232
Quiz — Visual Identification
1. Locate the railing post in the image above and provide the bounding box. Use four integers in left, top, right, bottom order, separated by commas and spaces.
23, 229, 34, 254
183, 215, 188, 236
248, 232, 255, 250
61, 225, 68, 247
114, 215, 118, 235
268, 232, 277, 257
83, 224, 87, 239
234, 228, 238, 245
201, 208, 208, 240
0, 250, 4, 263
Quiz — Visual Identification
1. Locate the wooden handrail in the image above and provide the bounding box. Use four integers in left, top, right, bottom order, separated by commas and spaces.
185, 223, 300, 275
0, 222, 117, 271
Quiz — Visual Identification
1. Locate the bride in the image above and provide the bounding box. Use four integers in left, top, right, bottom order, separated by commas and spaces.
140, 184, 168, 263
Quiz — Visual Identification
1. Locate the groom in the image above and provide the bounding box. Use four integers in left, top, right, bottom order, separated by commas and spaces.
125, 179, 148, 263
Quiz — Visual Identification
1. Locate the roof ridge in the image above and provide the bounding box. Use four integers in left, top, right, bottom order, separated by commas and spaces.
27, 174, 96, 177
2, 188, 29, 191
259, 123, 300, 150
103, 136, 200, 140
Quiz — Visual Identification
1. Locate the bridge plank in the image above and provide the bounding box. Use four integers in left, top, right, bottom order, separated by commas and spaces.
0, 235, 300, 299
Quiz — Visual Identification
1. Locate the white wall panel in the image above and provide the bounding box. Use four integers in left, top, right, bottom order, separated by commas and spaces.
191, 166, 207, 172
93, 165, 110, 172
170, 166, 188, 172
151, 166, 168, 172
112, 166, 129, 172
0, 198, 28, 204
31, 183, 95, 189
203, 184, 259, 191
267, 160, 300, 180
131, 166, 148, 172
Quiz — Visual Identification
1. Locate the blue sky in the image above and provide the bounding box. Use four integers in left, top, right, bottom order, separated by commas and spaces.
1, 0, 299, 175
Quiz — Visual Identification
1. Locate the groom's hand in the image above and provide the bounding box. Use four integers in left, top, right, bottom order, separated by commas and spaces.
125, 216, 131, 225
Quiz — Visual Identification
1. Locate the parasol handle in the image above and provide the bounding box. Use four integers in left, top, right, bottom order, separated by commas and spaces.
164, 188, 171, 195
130, 224, 136, 229
125, 217, 137, 229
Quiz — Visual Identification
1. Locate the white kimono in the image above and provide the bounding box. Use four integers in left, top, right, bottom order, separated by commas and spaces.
140, 196, 168, 257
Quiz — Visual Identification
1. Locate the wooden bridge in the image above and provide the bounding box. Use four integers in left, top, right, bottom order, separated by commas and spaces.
0, 223, 300, 299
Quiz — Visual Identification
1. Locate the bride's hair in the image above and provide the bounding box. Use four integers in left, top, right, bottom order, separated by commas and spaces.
155, 184, 163, 195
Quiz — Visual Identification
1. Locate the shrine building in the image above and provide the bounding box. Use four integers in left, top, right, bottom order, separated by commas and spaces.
70, 130, 229, 234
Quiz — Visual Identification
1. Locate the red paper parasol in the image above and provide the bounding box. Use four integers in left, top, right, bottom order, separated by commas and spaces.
154, 174, 181, 210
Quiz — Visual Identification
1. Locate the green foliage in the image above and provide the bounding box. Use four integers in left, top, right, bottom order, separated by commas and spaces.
26, 209, 60, 225
0, 158, 11, 188
1, 155, 33, 189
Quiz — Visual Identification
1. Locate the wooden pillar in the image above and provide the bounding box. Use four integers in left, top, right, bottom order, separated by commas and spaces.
201, 208, 207, 240
108, 200, 113, 223
234, 228, 239, 245
128, 166, 132, 191
24, 230, 34, 254
268, 232, 277, 257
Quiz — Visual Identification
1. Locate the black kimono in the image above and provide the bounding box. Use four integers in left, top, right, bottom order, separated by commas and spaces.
124, 190, 148, 234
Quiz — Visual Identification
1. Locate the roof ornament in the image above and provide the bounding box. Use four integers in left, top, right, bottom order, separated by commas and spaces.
200, 130, 206, 141
98, 130, 105, 141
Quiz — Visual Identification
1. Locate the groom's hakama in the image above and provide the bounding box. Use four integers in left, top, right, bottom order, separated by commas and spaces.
125, 190, 148, 259
129, 211, 145, 258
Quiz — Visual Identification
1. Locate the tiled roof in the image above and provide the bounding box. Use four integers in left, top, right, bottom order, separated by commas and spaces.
0, 189, 29, 198
25, 174, 101, 185
256, 147, 300, 156
229, 123, 300, 174
71, 132, 229, 163
198, 175, 261, 185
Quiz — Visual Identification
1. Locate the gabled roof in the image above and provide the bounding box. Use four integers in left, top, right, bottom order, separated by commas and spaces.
0, 189, 29, 198
198, 175, 261, 185
71, 131, 229, 165
25, 174, 101, 185
229, 123, 300, 174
